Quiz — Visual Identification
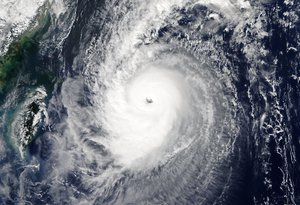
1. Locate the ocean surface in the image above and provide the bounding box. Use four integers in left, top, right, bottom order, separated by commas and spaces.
0, 0, 299, 204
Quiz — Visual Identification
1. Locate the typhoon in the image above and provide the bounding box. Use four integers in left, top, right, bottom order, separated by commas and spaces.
0, 0, 300, 205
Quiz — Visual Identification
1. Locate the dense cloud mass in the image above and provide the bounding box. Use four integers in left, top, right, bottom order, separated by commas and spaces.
0, 0, 300, 205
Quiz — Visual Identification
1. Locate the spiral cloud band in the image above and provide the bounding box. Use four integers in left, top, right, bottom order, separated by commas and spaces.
54, 0, 250, 203
1, 0, 297, 204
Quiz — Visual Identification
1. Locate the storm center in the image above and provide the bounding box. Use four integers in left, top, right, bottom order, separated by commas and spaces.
103, 66, 191, 167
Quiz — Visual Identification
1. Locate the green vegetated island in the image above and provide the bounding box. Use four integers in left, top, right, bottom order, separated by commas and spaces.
0, 5, 54, 158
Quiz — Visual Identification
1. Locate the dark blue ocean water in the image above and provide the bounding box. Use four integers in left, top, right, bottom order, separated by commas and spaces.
0, 0, 300, 204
